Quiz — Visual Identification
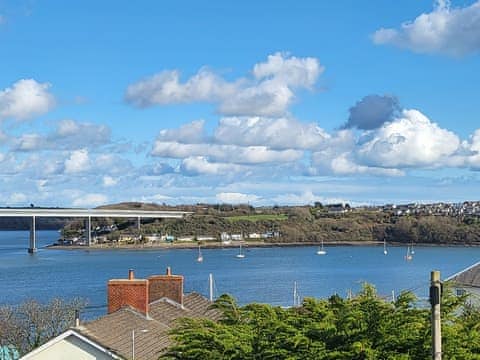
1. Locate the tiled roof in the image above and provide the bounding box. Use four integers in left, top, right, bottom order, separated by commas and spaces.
446, 261, 480, 288
77, 293, 221, 360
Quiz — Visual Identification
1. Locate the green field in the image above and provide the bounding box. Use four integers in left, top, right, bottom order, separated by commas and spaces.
225, 214, 288, 222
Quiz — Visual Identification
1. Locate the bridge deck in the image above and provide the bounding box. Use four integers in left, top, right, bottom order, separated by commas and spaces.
0, 208, 190, 218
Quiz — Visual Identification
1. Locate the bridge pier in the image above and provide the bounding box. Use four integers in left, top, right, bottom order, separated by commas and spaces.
86, 216, 91, 246
137, 216, 141, 231
28, 216, 36, 253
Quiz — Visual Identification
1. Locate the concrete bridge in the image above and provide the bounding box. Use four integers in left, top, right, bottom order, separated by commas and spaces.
0, 208, 190, 253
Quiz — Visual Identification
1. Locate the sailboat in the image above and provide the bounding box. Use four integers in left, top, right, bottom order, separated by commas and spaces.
197, 245, 203, 262
316, 239, 327, 255
236, 243, 245, 258
405, 246, 413, 261
410, 241, 415, 255
383, 238, 388, 255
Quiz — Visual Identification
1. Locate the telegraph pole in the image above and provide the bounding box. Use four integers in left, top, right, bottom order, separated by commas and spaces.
430, 270, 442, 360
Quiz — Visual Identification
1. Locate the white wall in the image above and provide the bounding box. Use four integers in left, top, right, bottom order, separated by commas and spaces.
23, 335, 116, 360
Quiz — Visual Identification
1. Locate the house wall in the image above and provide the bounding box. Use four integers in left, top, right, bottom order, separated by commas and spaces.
453, 285, 480, 307
22, 335, 115, 360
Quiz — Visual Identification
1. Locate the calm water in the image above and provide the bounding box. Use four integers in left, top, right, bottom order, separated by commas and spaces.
1, 230, 479, 318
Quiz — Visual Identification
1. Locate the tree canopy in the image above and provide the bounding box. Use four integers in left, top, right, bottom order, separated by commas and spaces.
0, 298, 85, 356
163, 285, 480, 360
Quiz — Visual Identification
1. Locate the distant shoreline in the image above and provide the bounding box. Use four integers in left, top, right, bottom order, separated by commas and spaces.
46, 240, 480, 251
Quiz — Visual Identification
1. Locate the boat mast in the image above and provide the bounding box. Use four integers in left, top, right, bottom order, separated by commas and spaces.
293, 281, 298, 307
209, 273, 214, 302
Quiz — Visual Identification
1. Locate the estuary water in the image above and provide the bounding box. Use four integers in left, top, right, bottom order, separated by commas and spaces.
1, 230, 479, 318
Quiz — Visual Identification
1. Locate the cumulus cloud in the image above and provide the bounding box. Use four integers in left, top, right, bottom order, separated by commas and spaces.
157, 120, 206, 143
102, 176, 118, 187
373, 0, 480, 56
271, 190, 348, 206
145, 162, 175, 175
216, 192, 260, 204
72, 193, 108, 208
125, 52, 324, 116
64, 149, 91, 174
344, 95, 400, 130
356, 109, 460, 168
13, 134, 45, 151
180, 156, 247, 176
55, 119, 111, 146
214, 116, 330, 150
0, 79, 55, 120
152, 141, 302, 164
9, 119, 111, 152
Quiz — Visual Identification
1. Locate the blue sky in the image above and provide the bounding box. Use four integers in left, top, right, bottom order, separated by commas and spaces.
0, 0, 479, 207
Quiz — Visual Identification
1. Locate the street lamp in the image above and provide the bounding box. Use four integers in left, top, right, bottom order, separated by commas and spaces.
132, 329, 149, 360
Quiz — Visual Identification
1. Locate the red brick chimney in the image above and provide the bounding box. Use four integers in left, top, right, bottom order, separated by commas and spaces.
148, 267, 184, 305
108, 269, 149, 315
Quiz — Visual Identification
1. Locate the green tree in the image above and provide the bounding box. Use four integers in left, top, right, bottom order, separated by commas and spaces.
162, 285, 480, 360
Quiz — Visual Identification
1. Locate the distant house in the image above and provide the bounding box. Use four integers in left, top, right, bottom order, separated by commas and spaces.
445, 261, 480, 306
21, 268, 221, 360
197, 235, 216, 241
326, 203, 351, 214
177, 236, 195, 242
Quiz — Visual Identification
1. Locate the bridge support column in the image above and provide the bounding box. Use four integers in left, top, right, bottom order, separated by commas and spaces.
86, 216, 92, 246
137, 216, 141, 231
28, 216, 36, 253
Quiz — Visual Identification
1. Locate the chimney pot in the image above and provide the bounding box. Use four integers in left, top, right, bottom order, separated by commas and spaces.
129, 269, 134, 280
166, 267, 171, 276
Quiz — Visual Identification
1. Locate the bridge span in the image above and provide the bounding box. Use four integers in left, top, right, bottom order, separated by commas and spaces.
0, 208, 190, 253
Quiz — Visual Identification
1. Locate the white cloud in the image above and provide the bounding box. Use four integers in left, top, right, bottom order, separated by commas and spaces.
72, 193, 108, 208
214, 116, 330, 150
216, 192, 260, 204
253, 53, 321, 88
7, 192, 27, 204
64, 149, 91, 174
373, 0, 480, 56
356, 109, 460, 168
157, 120, 206, 143
13, 133, 45, 151
54, 119, 111, 148
9, 119, 111, 152
152, 141, 302, 164
125, 52, 323, 116
102, 176, 118, 187
271, 190, 348, 206
0, 79, 55, 120
180, 156, 246, 175
470, 129, 480, 153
